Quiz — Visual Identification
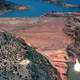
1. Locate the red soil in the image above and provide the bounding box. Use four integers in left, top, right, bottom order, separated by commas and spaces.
0, 17, 71, 80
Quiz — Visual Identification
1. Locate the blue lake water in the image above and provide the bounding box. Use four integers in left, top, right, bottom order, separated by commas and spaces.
1, 0, 80, 17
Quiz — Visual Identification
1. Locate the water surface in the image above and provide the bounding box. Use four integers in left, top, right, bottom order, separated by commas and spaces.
1, 0, 80, 17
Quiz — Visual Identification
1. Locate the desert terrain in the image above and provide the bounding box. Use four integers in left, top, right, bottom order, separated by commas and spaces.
0, 17, 71, 80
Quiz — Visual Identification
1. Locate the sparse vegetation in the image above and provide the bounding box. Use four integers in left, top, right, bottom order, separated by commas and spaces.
0, 31, 60, 80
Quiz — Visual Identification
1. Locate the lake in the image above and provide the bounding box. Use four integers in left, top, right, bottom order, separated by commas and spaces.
0, 0, 80, 17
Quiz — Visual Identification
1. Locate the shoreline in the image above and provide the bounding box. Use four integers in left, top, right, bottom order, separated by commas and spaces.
43, 12, 80, 17
0, 12, 80, 18
42, 0, 80, 8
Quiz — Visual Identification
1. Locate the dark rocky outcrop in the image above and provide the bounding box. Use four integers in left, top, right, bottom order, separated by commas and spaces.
0, 31, 61, 80
64, 17, 80, 56
64, 17, 80, 80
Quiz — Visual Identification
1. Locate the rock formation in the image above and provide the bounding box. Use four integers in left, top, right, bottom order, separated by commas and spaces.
64, 16, 80, 56
0, 31, 61, 80
0, 0, 29, 15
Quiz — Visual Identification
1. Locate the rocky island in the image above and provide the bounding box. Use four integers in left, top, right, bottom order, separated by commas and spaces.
0, 0, 30, 15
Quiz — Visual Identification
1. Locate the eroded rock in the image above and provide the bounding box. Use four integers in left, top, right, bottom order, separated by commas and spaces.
0, 31, 61, 80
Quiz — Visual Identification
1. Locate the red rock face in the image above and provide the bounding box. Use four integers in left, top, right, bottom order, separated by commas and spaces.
0, 17, 71, 80
0, 17, 70, 50
40, 49, 69, 80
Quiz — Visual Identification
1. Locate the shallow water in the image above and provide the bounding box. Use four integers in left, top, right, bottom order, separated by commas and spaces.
1, 0, 80, 17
